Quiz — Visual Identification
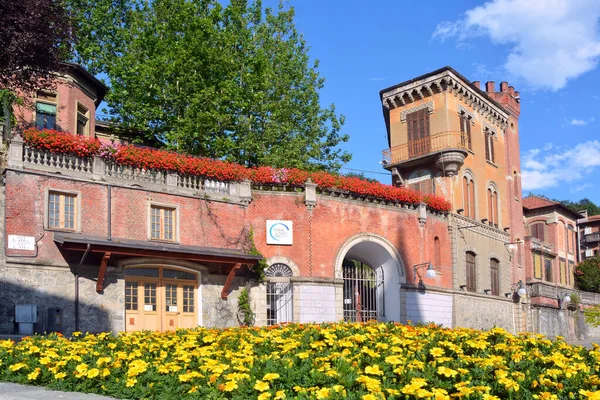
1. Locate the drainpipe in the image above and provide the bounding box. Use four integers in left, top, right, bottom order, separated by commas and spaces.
75, 243, 91, 332
107, 185, 112, 241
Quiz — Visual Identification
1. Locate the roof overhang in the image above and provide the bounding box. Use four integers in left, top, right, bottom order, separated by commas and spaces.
54, 233, 262, 297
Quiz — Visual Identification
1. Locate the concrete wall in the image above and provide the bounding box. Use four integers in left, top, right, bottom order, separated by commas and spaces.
400, 288, 453, 327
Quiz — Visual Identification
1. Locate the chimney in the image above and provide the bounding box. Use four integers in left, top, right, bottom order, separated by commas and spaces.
500, 82, 508, 92
508, 86, 515, 95
485, 81, 495, 93
473, 81, 481, 89
514, 91, 520, 100
580, 210, 589, 219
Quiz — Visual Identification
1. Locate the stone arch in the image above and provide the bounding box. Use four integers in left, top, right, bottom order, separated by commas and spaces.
334, 233, 405, 322
265, 256, 300, 277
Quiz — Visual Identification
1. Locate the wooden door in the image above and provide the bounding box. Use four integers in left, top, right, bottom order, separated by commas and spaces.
163, 282, 179, 331
407, 109, 430, 158
125, 281, 141, 331
142, 281, 160, 331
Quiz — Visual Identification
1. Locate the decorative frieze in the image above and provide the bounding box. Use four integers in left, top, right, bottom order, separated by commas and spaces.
400, 101, 434, 122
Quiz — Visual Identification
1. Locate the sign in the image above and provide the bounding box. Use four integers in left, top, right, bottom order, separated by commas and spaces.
266, 220, 293, 245
8, 235, 35, 251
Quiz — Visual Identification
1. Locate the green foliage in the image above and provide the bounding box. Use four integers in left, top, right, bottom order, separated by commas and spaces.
342, 171, 380, 184
575, 256, 600, 293
237, 288, 254, 326
247, 227, 267, 281
570, 292, 581, 306
584, 305, 600, 327
68, 0, 350, 171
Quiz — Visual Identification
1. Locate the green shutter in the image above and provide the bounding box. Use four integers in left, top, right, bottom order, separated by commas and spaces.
36, 102, 56, 114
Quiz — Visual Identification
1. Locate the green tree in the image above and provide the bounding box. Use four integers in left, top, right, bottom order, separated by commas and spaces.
574, 256, 600, 293
69, 0, 350, 171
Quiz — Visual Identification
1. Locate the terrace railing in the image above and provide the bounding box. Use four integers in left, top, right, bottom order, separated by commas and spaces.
382, 131, 467, 165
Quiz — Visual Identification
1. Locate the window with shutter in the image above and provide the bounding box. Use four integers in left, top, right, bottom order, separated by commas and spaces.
407, 109, 431, 158
490, 258, 499, 296
460, 114, 472, 150
533, 253, 542, 279
463, 175, 476, 219
544, 257, 553, 282
531, 223, 545, 242
466, 252, 476, 292
434, 237, 441, 267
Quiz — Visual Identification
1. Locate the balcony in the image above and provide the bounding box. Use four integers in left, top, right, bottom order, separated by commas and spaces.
585, 232, 600, 243
382, 131, 468, 176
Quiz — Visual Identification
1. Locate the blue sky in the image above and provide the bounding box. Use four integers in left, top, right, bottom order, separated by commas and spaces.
262, 0, 600, 203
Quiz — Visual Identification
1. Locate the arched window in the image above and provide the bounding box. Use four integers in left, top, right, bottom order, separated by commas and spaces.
513, 170, 519, 199
530, 222, 545, 242
484, 128, 495, 163
490, 258, 499, 296
466, 252, 476, 292
487, 184, 499, 228
568, 225, 575, 253
459, 112, 472, 150
265, 263, 293, 325
463, 173, 476, 219
434, 237, 441, 267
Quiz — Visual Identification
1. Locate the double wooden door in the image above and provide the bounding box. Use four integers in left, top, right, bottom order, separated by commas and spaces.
125, 267, 198, 332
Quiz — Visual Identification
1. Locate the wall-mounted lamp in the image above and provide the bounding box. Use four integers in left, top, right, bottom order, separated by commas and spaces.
413, 262, 436, 282
504, 292, 512, 298
483, 289, 491, 295
504, 239, 524, 252
459, 284, 468, 291
558, 292, 571, 309
456, 208, 464, 215
481, 218, 489, 224
511, 280, 527, 297
503, 227, 511, 232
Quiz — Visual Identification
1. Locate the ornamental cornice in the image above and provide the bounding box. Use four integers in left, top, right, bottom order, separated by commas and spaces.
400, 101, 434, 122
381, 70, 509, 130
457, 104, 475, 125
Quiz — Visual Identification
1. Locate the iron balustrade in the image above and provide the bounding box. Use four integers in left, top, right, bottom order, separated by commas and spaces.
382, 131, 468, 165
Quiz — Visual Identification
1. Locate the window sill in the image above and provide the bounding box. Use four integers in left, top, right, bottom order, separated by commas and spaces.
149, 238, 179, 245
486, 160, 498, 168
45, 228, 79, 234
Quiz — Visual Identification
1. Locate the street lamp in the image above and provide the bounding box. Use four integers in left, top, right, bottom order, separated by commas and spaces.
413, 262, 436, 284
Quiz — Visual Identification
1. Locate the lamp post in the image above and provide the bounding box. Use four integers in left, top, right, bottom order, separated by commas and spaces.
413, 262, 436, 288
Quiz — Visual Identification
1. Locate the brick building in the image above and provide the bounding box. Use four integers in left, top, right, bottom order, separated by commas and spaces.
1, 64, 598, 339
578, 212, 600, 261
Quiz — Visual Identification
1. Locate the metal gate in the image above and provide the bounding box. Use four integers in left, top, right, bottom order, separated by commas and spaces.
266, 263, 293, 325
343, 262, 384, 322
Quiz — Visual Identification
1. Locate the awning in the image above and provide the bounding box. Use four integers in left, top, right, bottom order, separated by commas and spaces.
54, 233, 262, 298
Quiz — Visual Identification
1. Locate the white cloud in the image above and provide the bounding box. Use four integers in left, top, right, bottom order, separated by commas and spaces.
570, 119, 587, 126
571, 183, 593, 193
433, 0, 600, 90
522, 140, 600, 191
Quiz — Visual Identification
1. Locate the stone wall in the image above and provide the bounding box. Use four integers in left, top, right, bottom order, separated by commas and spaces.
453, 291, 514, 331
200, 274, 252, 328
531, 305, 600, 340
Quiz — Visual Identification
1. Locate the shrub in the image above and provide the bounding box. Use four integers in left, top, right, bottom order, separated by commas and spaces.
575, 256, 600, 293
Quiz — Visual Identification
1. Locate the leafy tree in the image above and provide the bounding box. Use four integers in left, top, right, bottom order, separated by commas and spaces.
0, 0, 74, 136
575, 256, 600, 293
69, 0, 350, 171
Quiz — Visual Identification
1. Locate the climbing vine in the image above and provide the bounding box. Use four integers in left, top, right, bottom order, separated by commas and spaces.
237, 288, 255, 326
247, 227, 268, 281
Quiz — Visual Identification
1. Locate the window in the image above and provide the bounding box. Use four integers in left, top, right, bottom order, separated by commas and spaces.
484, 129, 495, 163
460, 113, 472, 150
533, 253, 542, 279
513, 171, 520, 200
490, 258, 499, 296
407, 170, 433, 195
48, 191, 77, 231
487, 185, 499, 228
466, 252, 476, 292
183, 285, 195, 313
76, 103, 89, 136
150, 205, 176, 241
559, 258, 566, 285
568, 225, 575, 253
434, 237, 441, 267
125, 281, 138, 311
569, 261, 575, 286
35, 92, 57, 130
530, 222, 545, 242
463, 175, 476, 219
406, 109, 430, 158
266, 263, 293, 325
544, 257, 553, 282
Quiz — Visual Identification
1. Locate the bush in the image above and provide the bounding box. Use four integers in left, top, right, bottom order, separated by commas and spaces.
0, 323, 598, 399
575, 256, 600, 293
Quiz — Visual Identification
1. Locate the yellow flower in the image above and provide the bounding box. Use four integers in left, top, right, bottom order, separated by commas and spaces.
437, 366, 459, 378
364, 365, 384, 375
430, 347, 445, 357
254, 380, 270, 391
315, 387, 330, 399
9, 363, 26, 372
580, 390, 600, 399
275, 390, 286, 399
263, 372, 280, 381
87, 368, 100, 379
362, 395, 378, 400
258, 393, 271, 400
102, 368, 110, 378
54, 372, 67, 379
27, 368, 40, 381
125, 378, 137, 387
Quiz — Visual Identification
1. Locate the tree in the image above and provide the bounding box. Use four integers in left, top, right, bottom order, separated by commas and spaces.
69, 0, 350, 171
574, 256, 600, 293
0, 0, 74, 136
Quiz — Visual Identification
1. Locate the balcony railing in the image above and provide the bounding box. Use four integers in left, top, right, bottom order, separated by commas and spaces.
382, 131, 467, 165
585, 232, 600, 243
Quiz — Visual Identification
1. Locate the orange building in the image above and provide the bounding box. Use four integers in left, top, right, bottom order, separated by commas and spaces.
380, 67, 526, 322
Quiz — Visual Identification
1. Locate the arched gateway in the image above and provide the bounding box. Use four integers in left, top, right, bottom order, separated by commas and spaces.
335, 233, 406, 322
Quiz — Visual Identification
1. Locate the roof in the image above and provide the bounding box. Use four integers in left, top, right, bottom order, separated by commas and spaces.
53, 233, 262, 266
523, 195, 582, 220
60, 62, 108, 106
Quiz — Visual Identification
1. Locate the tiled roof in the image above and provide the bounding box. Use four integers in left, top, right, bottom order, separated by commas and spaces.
522, 196, 557, 210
